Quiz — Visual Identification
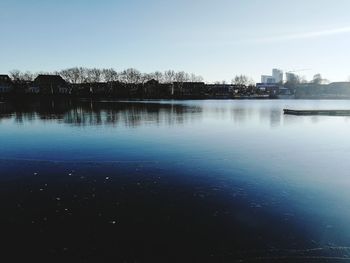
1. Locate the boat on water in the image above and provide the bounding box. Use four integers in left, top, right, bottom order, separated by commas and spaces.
284, 109, 350, 116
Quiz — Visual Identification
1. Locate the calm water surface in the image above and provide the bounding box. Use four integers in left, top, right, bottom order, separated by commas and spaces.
1, 99, 350, 262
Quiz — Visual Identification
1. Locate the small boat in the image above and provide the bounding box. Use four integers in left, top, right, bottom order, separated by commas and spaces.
283, 109, 350, 116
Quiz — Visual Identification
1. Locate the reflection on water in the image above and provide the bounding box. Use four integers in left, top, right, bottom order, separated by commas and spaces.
3, 99, 350, 127
0, 99, 203, 127
1, 99, 350, 261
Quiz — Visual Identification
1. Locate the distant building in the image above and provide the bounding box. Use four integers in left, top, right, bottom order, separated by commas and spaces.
295, 82, 350, 99
25, 86, 40, 94
261, 75, 275, 84
256, 83, 280, 96
286, 72, 298, 82
173, 82, 205, 97
34, 75, 67, 95
261, 68, 283, 84
143, 79, 172, 98
88, 82, 108, 95
206, 84, 234, 97
0, 75, 13, 93
328, 82, 350, 89
272, 69, 283, 83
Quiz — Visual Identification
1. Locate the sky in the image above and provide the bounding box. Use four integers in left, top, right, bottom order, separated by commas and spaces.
1, 0, 350, 83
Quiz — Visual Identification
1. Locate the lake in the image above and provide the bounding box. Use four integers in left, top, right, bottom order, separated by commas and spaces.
1, 99, 350, 262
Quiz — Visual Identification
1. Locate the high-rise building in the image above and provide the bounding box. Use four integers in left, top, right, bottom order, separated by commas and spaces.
261, 69, 283, 84
286, 72, 297, 82
272, 69, 283, 83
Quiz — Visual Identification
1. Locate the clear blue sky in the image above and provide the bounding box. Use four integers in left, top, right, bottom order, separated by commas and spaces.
1, 0, 350, 83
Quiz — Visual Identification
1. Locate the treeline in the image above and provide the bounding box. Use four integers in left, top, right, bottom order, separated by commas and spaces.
8, 67, 255, 86
1, 68, 264, 99
9, 68, 204, 84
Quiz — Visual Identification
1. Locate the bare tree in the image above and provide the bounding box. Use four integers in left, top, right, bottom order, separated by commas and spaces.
22, 71, 35, 81
196, 75, 204, 82
190, 73, 204, 82
87, 68, 102, 83
163, 70, 176, 83
60, 69, 74, 83
284, 73, 301, 90
102, 68, 119, 82
9, 70, 21, 81
153, 71, 163, 82
59, 68, 80, 83
78, 67, 89, 83
140, 73, 154, 84
312, 74, 322, 84
232, 75, 249, 86
9, 70, 37, 82
174, 71, 190, 83
120, 68, 142, 84
299, 76, 308, 84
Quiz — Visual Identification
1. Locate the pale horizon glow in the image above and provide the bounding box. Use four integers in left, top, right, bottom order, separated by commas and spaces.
254, 26, 350, 43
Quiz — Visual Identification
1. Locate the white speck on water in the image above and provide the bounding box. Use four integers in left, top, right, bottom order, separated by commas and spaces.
68, 173, 72, 176
250, 203, 262, 208
105, 177, 109, 180
109, 220, 117, 224
34, 172, 38, 176
56, 197, 61, 201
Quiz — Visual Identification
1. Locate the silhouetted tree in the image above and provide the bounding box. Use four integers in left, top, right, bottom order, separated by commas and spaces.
8, 70, 37, 82
22, 71, 35, 81
312, 74, 322, 84
120, 68, 142, 84
59, 68, 81, 83
153, 71, 163, 82
284, 73, 301, 91
232, 75, 250, 86
174, 71, 190, 83
9, 70, 22, 82
102, 68, 119, 82
87, 68, 102, 83
164, 70, 176, 83
190, 73, 203, 82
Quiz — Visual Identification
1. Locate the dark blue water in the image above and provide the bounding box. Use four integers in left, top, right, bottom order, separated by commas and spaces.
1, 99, 350, 262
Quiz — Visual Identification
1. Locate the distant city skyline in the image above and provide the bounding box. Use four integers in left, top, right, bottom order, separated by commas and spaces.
1, 0, 350, 83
